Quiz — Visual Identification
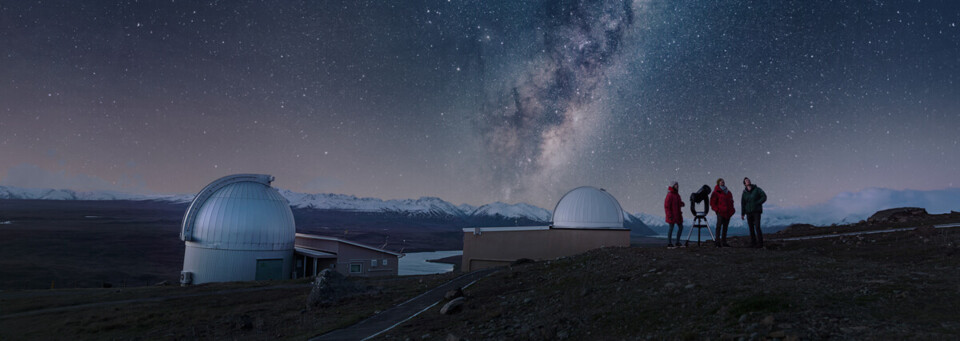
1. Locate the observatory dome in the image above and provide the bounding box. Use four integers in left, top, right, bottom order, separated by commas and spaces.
551, 186, 625, 229
181, 174, 295, 285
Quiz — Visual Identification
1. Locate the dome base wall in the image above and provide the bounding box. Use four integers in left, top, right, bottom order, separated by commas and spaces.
182, 244, 293, 284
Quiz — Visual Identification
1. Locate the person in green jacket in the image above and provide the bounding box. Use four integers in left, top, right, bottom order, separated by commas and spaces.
740, 177, 767, 248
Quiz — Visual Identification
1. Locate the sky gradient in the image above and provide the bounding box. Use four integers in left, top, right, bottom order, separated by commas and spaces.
1, 0, 958, 212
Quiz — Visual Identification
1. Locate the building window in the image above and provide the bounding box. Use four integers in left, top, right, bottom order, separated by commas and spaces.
381, 259, 388, 266
350, 263, 362, 274
370, 259, 377, 267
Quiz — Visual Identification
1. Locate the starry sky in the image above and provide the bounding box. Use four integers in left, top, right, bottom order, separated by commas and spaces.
1, 0, 958, 212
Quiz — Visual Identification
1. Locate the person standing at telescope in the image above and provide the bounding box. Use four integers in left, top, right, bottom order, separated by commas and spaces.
741, 177, 767, 248
710, 178, 735, 247
664, 181, 685, 248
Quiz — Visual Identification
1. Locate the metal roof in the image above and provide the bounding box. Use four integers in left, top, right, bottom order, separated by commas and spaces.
551, 186, 625, 229
294, 247, 337, 259
295, 233, 403, 257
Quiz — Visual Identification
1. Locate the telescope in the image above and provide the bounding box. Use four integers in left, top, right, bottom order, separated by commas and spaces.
684, 184, 716, 246
689, 184, 711, 217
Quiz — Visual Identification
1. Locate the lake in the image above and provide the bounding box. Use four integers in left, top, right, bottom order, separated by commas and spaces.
398, 250, 462, 276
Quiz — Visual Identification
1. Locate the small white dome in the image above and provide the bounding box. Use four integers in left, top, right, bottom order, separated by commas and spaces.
552, 186, 625, 229
182, 174, 295, 250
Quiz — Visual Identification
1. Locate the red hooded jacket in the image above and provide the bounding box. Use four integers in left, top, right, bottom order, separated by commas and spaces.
664, 187, 684, 224
710, 185, 736, 219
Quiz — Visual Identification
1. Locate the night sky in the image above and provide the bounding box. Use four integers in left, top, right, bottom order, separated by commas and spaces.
1, 0, 958, 212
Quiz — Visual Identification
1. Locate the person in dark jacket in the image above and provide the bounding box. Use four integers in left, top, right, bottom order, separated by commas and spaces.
740, 177, 767, 248
710, 178, 735, 247
664, 181, 685, 248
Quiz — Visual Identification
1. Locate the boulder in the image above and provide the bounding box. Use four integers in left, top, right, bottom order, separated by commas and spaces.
307, 269, 352, 309
440, 297, 465, 315
444, 287, 464, 300
867, 207, 929, 224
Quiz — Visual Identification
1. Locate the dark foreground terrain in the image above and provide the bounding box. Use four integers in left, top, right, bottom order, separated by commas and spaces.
0, 273, 458, 340
378, 215, 960, 340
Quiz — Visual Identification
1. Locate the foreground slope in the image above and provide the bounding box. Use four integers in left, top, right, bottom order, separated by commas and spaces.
380, 221, 960, 339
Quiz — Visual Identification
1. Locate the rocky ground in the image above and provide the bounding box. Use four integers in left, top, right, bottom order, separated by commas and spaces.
378, 212, 960, 340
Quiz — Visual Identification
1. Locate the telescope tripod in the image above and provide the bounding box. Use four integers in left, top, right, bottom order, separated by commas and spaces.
684, 212, 716, 247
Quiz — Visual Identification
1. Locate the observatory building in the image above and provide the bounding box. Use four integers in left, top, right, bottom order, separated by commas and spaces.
180, 174, 296, 285
180, 174, 401, 285
461, 186, 630, 272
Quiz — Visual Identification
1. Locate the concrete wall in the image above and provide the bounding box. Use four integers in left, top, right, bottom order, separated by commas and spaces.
461, 228, 629, 272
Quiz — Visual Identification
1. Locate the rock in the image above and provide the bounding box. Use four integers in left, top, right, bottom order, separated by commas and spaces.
440, 297, 465, 315
867, 207, 928, 224
557, 330, 570, 339
522, 297, 532, 304
445, 287, 464, 300
235, 315, 253, 330
762, 315, 775, 325
446, 333, 461, 341
769, 330, 786, 338
421, 333, 431, 339
684, 283, 695, 289
307, 269, 354, 309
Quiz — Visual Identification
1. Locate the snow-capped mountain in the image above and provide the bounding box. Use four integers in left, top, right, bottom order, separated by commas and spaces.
0, 185, 553, 223
0, 186, 193, 203
278, 190, 467, 218
468, 202, 552, 222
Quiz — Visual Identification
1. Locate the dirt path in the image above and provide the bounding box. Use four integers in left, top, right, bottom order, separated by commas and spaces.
0, 284, 311, 320
311, 268, 497, 341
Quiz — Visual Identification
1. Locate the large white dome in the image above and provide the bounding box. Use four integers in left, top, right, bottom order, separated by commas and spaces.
551, 186, 625, 229
181, 174, 295, 284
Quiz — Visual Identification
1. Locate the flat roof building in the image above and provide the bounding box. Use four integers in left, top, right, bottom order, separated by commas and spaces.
294, 233, 402, 278
461, 186, 630, 272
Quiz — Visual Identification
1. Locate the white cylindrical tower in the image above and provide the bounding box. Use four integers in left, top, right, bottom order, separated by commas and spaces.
551, 186, 625, 229
180, 174, 295, 285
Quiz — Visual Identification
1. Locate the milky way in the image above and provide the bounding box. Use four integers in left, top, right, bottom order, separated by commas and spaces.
482, 0, 634, 200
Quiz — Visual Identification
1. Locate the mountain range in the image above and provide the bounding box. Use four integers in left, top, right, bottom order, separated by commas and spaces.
0, 185, 654, 236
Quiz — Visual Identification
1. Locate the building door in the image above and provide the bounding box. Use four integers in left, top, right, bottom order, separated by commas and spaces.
255, 259, 284, 280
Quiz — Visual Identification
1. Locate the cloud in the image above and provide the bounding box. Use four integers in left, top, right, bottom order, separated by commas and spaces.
771, 187, 960, 225
0, 163, 147, 193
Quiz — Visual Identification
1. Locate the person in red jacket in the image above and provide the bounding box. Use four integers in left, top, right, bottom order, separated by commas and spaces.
709, 178, 735, 247
664, 181, 685, 248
